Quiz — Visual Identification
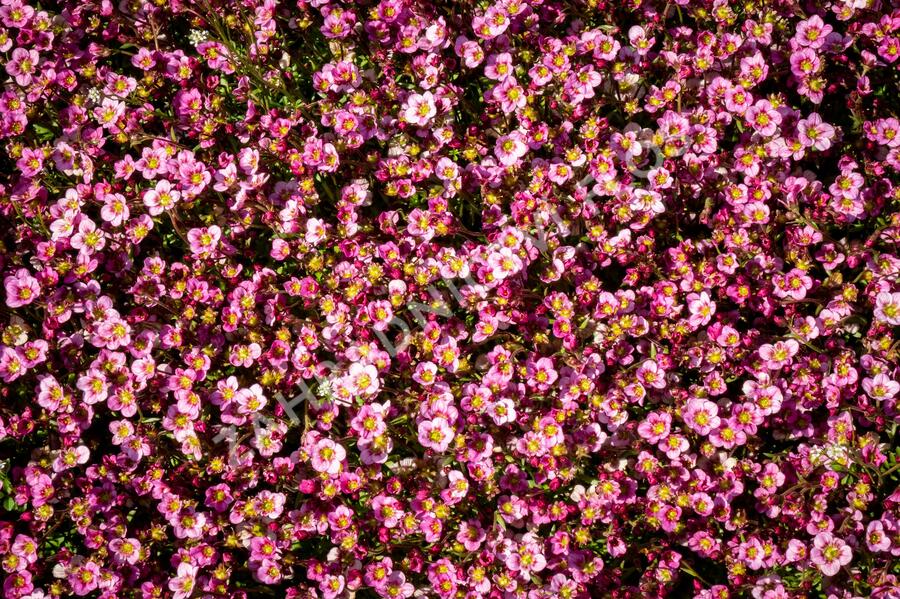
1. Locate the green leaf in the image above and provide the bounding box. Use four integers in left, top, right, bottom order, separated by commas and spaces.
33, 123, 57, 142
3, 496, 19, 512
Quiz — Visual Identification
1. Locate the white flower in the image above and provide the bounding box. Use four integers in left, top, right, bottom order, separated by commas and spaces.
317, 377, 335, 400
188, 29, 209, 46
821, 443, 850, 468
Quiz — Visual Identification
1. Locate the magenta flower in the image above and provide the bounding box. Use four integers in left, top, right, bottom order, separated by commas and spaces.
687, 291, 716, 328
93, 97, 126, 129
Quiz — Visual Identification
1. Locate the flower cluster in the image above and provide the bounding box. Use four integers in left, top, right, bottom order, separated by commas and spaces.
1, 0, 900, 597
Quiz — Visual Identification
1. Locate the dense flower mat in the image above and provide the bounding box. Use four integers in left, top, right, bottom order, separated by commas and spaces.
2, 0, 900, 597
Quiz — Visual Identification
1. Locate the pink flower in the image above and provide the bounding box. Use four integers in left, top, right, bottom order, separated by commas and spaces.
658, 504, 681, 533
494, 132, 527, 166
93, 97, 126, 129
4, 269, 40, 308
745, 100, 782, 137
372, 495, 403, 528
637, 360, 667, 389
109, 538, 142, 565
724, 85, 753, 114
758, 340, 799, 370
143, 179, 180, 215
168, 563, 198, 599
441, 469, 469, 504
506, 537, 547, 574
234, 383, 266, 413
383, 572, 414, 599
310, 438, 346, 475
187, 225, 222, 257
875, 118, 900, 148
637, 411, 671, 443
874, 292, 900, 326
250, 536, 280, 562
69, 218, 106, 254
131, 47, 157, 70
68, 560, 101, 596
456, 520, 485, 552
5, 48, 39, 86
305, 218, 327, 245
205, 483, 234, 512
879, 37, 900, 63
16, 147, 43, 177
77, 371, 109, 405
794, 15, 832, 49
100, 193, 129, 226
418, 417, 454, 452
491, 77, 527, 114
473, 6, 510, 39
51, 445, 90, 473
172, 508, 206, 539
420, 514, 443, 542
687, 292, 716, 328
351, 403, 388, 439
255, 559, 284, 584
327, 505, 354, 531
412, 361, 438, 386
487, 247, 523, 280
630, 189, 665, 215
772, 268, 813, 300
810, 532, 852, 577
320, 573, 346, 599
402, 91, 437, 126
861, 374, 899, 401
526, 357, 557, 391
488, 397, 516, 426
865, 520, 891, 552
229, 343, 262, 368
347, 362, 380, 396
785, 539, 808, 563
484, 52, 513, 80
456, 38, 485, 68
0, 2, 35, 29
798, 113, 836, 151
682, 398, 721, 436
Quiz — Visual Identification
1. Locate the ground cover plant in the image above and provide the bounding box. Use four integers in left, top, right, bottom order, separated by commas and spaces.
2, 0, 900, 597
